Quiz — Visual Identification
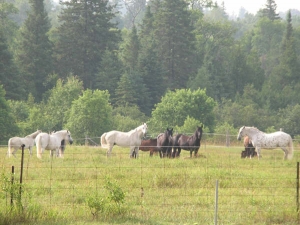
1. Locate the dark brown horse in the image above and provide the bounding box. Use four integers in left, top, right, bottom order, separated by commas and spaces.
157, 128, 173, 158
139, 138, 158, 156
172, 125, 203, 158
241, 136, 256, 158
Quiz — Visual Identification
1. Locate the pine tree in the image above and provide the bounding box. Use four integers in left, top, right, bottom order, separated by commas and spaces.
55, 0, 121, 89
280, 10, 299, 83
152, 0, 196, 90
261, 0, 280, 21
139, 43, 166, 115
0, 28, 24, 100
0, 85, 19, 143
95, 50, 123, 103
16, 0, 53, 101
121, 25, 140, 71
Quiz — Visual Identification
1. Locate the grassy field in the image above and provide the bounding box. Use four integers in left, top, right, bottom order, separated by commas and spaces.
0, 142, 300, 225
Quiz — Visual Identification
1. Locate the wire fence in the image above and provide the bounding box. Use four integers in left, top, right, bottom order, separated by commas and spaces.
1, 133, 300, 224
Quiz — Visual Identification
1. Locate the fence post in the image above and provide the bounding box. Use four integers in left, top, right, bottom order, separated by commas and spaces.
226, 130, 230, 147
297, 162, 299, 221
19, 144, 25, 199
11, 166, 14, 207
215, 180, 219, 225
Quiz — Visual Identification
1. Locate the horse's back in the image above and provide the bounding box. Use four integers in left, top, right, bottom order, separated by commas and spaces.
140, 139, 157, 151
255, 131, 292, 147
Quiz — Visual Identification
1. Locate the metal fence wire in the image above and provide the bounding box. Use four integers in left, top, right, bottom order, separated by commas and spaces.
0, 133, 300, 224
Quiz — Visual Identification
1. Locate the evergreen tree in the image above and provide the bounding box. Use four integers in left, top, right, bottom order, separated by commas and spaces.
15, 0, 53, 101
261, 0, 280, 21
280, 10, 299, 83
114, 70, 151, 114
95, 50, 123, 103
0, 85, 19, 143
138, 41, 166, 115
55, 0, 121, 89
152, 0, 197, 90
121, 25, 140, 71
0, 29, 24, 100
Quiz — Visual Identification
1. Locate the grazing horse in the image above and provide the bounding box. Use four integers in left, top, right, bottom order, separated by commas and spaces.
139, 138, 158, 157
157, 128, 173, 158
100, 123, 148, 158
237, 126, 293, 160
35, 130, 73, 158
172, 126, 203, 158
8, 130, 42, 157
241, 136, 256, 158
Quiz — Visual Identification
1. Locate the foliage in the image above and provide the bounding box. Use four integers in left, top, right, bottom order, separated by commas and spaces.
174, 116, 203, 134
87, 176, 127, 219
15, 0, 53, 101
66, 89, 113, 144
112, 105, 148, 132
149, 89, 216, 133
0, 172, 41, 224
152, 0, 197, 89
0, 85, 19, 144
0, 29, 23, 100
55, 0, 121, 89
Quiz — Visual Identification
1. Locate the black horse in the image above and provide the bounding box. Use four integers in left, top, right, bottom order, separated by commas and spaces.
157, 128, 173, 158
172, 125, 203, 158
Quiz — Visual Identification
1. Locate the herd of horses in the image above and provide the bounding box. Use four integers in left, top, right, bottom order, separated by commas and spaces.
8, 130, 73, 158
137, 126, 204, 158
6, 124, 294, 160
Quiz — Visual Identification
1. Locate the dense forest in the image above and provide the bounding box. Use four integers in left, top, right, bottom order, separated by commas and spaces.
0, 0, 300, 144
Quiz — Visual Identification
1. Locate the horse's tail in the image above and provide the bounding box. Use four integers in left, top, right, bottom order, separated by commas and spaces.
35, 135, 42, 158
287, 136, 294, 160
7, 138, 13, 158
100, 133, 108, 148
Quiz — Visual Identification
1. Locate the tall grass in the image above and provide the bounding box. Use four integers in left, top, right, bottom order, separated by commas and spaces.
0, 143, 299, 224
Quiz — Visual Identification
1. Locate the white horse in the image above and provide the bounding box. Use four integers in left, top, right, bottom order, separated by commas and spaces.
8, 130, 42, 157
100, 123, 148, 158
237, 126, 293, 160
35, 130, 73, 158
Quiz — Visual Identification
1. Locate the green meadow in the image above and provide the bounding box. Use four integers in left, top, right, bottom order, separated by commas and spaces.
0, 143, 299, 225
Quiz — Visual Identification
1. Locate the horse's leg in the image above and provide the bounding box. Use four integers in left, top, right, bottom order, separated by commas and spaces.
150, 149, 153, 157
136, 147, 139, 158
12, 147, 18, 158
28, 147, 31, 156
106, 145, 113, 157
282, 147, 288, 160
190, 150, 192, 158
257, 147, 261, 160
177, 148, 181, 157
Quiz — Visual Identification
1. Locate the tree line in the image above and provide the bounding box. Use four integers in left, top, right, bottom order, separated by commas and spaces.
0, 0, 300, 144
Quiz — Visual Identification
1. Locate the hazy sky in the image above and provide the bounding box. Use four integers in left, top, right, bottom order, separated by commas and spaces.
217, 0, 300, 16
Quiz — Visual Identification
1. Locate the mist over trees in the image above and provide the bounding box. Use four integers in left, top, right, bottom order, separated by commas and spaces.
1, 0, 300, 143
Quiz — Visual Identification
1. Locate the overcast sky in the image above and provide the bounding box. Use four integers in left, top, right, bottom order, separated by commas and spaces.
217, 0, 300, 16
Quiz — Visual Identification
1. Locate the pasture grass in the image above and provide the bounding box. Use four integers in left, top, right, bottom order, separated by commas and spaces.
0, 143, 299, 224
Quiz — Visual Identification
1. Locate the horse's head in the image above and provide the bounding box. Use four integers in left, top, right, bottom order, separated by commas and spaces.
237, 126, 245, 141
196, 125, 203, 139
166, 128, 173, 143
141, 123, 148, 137
67, 130, 73, 144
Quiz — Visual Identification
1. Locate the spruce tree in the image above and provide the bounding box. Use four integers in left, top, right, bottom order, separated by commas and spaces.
152, 0, 196, 90
261, 0, 280, 21
121, 25, 140, 71
0, 29, 24, 100
55, 0, 121, 89
280, 10, 299, 83
16, 0, 53, 101
95, 50, 123, 103
0, 85, 19, 143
